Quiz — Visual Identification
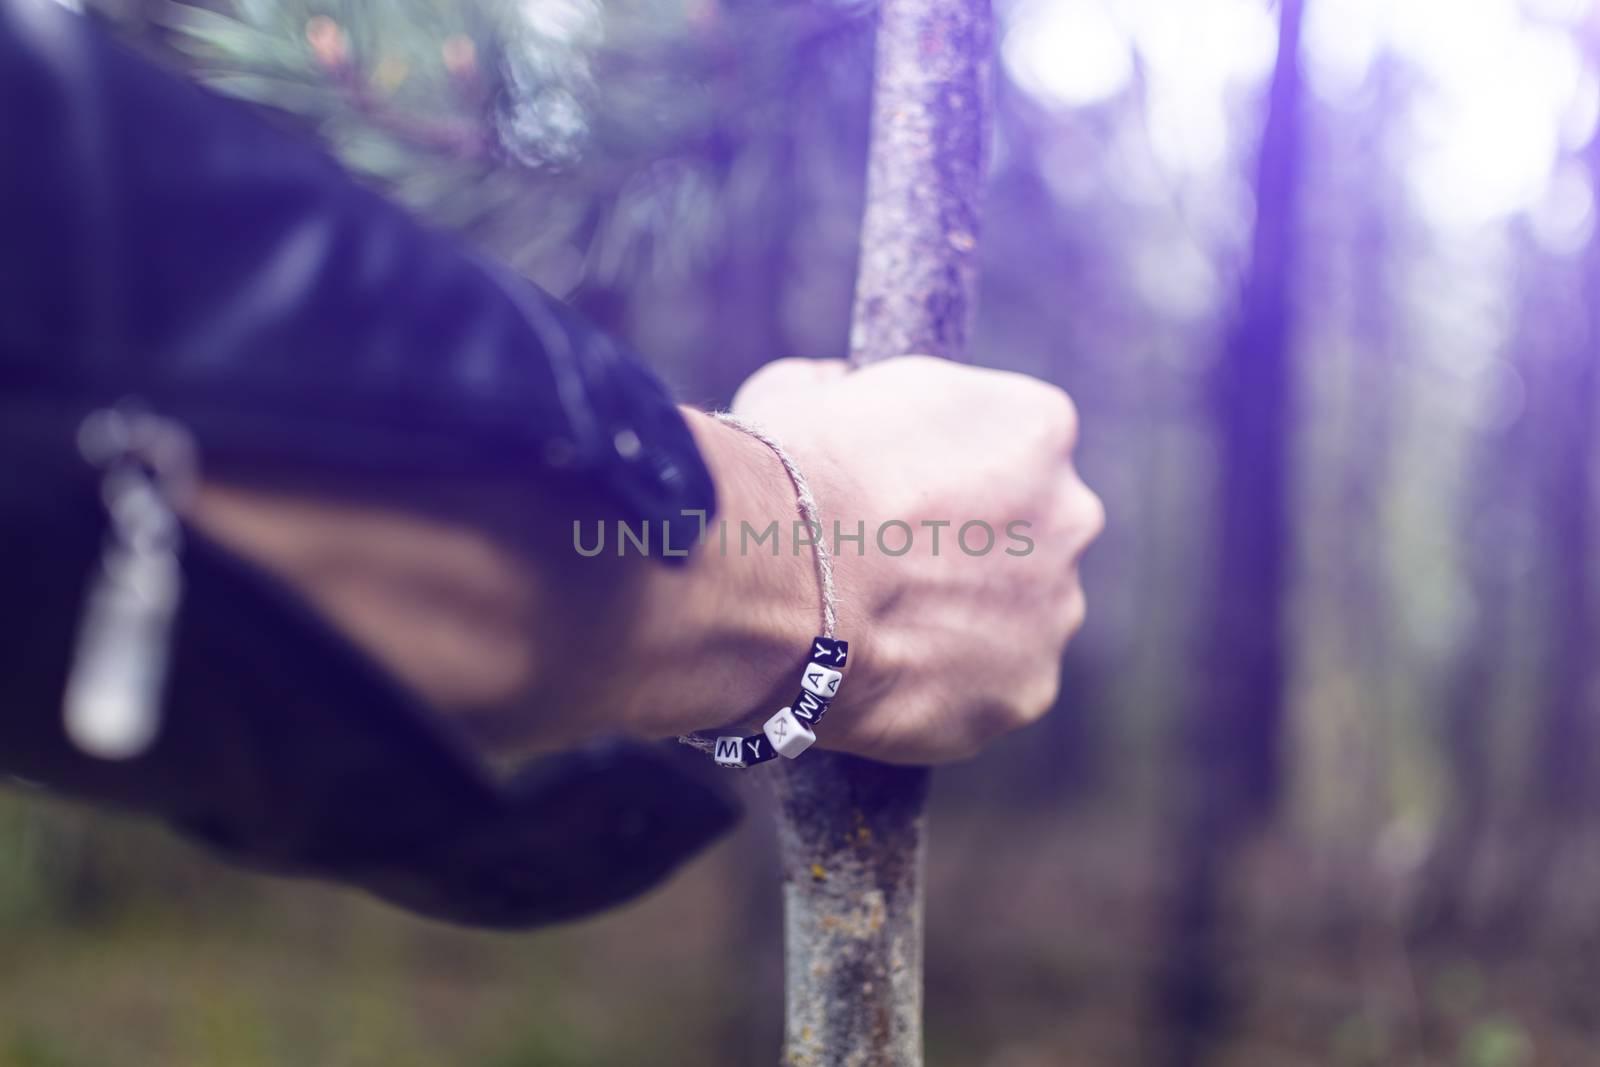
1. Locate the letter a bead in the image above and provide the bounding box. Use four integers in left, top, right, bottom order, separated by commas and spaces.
800, 663, 843, 699
763, 707, 817, 759
713, 736, 748, 767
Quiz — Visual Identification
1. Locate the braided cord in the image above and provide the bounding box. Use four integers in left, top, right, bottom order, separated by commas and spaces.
711, 411, 839, 639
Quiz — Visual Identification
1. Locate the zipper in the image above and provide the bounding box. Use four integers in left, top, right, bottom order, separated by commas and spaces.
61, 407, 197, 761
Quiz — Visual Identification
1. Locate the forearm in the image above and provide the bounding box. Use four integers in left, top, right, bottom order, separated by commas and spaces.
187, 407, 827, 754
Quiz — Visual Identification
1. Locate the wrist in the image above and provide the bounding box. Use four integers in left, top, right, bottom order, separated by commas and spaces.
603, 408, 823, 739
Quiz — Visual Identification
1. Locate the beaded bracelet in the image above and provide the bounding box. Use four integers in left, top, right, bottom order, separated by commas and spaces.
677, 413, 846, 768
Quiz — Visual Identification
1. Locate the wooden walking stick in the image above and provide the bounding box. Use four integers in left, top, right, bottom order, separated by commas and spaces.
770, 0, 991, 1061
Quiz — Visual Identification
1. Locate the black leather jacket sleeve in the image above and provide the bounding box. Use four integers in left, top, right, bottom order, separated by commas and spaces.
0, 0, 714, 536
0, 0, 736, 928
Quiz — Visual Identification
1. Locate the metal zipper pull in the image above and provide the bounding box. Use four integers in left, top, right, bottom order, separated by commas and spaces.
62, 409, 197, 761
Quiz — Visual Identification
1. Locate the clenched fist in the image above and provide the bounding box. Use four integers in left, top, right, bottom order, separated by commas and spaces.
723, 356, 1103, 763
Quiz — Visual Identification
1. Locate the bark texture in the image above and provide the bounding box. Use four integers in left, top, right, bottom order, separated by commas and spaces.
772, 0, 990, 1063
773, 759, 932, 1067
846, 0, 990, 365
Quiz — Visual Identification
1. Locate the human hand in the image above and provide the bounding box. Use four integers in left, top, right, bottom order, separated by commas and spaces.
726, 355, 1103, 764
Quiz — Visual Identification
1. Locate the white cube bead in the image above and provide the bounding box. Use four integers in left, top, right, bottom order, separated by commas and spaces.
800, 663, 843, 699
713, 736, 748, 767
763, 707, 817, 759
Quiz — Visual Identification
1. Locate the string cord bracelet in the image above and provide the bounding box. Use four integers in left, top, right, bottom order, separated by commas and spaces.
677, 412, 847, 768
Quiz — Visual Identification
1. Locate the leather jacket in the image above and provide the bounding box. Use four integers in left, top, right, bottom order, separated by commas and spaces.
0, 0, 737, 928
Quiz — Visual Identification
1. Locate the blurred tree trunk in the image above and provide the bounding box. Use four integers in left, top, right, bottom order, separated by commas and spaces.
1293, 55, 1404, 912
1330, 132, 1395, 856
1532, 134, 1600, 826
1160, 0, 1305, 1059
1418, 118, 1600, 942
1202, 0, 1304, 821
1482, 128, 1600, 939
1411, 272, 1530, 940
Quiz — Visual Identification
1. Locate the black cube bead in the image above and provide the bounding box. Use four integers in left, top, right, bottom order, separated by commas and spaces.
809, 637, 848, 669
790, 688, 831, 727
742, 734, 780, 765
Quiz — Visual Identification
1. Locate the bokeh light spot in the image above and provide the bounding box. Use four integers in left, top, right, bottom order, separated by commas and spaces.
1002, 0, 1133, 109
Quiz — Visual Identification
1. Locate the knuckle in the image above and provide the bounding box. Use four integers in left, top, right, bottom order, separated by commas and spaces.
993, 375, 1079, 453
1035, 384, 1080, 451
1078, 483, 1106, 542
1054, 476, 1104, 547
1060, 585, 1088, 636
1056, 387, 1082, 441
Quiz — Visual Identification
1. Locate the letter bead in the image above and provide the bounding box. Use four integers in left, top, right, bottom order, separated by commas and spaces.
713, 736, 749, 767
810, 637, 849, 668
742, 735, 779, 765
800, 662, 843, 699
763, 707, 817, 759
791, 688, 830, 727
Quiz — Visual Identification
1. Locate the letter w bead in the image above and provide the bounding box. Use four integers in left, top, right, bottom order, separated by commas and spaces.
792, 689, 830, 725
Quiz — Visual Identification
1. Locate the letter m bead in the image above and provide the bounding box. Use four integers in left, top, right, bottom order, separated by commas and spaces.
713, 736, 748, 768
